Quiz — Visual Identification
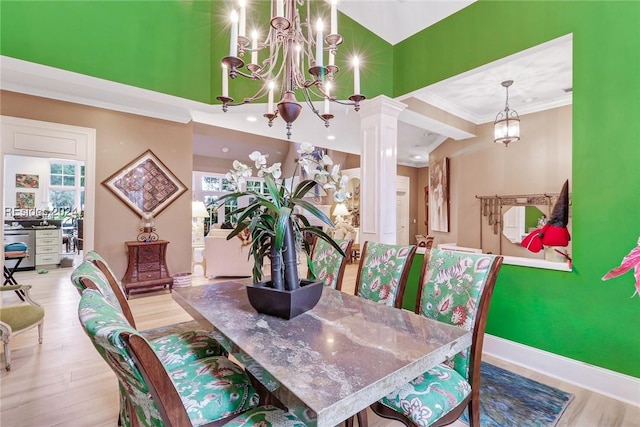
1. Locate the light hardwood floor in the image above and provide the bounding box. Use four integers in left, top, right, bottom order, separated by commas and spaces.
1, 259, 638, 427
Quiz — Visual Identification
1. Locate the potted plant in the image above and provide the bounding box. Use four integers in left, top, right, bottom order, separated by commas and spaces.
217, 143, 350, 319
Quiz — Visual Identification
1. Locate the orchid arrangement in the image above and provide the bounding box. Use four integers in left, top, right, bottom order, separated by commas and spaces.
218, 143, 350, 288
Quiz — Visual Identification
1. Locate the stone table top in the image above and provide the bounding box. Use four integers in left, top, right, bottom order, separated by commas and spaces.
173, 281, 471, 426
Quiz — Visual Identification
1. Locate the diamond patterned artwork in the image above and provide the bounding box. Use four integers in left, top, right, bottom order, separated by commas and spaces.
102, 150, 187, 217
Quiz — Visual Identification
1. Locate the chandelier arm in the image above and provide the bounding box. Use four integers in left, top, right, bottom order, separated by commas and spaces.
300, 87, 327, 123
331, 98, 358, 107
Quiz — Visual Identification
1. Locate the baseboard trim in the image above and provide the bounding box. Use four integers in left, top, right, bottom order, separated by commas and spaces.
483, 334, 640, 407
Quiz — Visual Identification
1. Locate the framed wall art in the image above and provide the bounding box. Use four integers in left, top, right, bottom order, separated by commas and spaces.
429, 157, 450, 232
16, 174, 39, 188
102, 150, 187, 217
16, 192, 36, 208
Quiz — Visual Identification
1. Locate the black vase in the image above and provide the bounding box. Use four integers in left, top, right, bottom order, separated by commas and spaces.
246, 279, 323, 320
269, 219, 299, 291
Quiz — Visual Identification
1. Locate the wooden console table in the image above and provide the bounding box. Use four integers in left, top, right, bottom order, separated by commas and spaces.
121, 240, 173, 298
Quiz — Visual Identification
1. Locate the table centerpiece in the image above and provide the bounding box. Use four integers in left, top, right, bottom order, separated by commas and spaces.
217, 143, 350, 319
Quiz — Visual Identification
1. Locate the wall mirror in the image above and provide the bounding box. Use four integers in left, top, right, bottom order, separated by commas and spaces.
502, 205, 546, 244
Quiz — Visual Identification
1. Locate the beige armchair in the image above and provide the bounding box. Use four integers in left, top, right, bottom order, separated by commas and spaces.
0, 284, 45, 371
204, 229, 254, 278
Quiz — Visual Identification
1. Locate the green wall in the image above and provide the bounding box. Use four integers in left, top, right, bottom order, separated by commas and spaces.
1, 0, 390, 104
394, 0, 640, 378
1, 0, 215, 103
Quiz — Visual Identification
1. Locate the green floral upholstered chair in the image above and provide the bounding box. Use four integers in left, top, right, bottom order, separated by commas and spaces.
72, 259, 228, 425
79, 288, 304, 427
354, 241, 417, 308
370, 248, 503, 427
84, 250, 203, 339
307, 238, 354, 290
70, 260, 226, 370
0, 284, 45, 371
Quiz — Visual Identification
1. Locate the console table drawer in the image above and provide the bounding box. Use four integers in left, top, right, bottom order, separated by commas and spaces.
37, 245, 59, 254
138, 271, 161, 281
36, 253, 60, 265
36, 229, 60, 238
138, 262, 160, 272
36, 237, 59, 246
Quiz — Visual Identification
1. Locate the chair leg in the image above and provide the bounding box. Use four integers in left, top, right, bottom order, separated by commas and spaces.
38, 322, 44, 344
3, 341, 10, 371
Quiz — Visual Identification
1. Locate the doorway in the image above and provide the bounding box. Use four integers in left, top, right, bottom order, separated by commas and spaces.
1, 116, 96, 258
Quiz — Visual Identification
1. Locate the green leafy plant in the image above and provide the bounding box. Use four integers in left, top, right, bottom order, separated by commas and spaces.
217, 144, 350, 290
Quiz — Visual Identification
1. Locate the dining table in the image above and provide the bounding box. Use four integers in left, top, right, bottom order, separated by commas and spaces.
173, 281, 471, 427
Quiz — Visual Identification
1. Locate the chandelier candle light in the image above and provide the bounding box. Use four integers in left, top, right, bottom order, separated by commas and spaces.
218, 0, 365, 139
494, 80, 521, 147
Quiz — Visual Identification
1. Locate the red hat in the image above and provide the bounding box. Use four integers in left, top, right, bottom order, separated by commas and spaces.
521, 180, 571, 252
521, 228, 544, 253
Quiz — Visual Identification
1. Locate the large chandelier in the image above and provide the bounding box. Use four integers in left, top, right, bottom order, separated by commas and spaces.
494, 80, 520, 147
217, 0, 365, 139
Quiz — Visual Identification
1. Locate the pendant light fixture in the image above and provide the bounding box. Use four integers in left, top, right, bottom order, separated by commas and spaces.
217, 0, 365, 140
494, 80, 520, 147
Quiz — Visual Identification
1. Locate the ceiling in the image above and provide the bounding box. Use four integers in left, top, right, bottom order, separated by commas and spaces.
0, 1, 572, 168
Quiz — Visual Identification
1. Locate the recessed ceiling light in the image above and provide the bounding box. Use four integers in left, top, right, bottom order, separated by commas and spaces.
412, 155, 422, 160
522, 97, 537, 104
246, 116, 257, 122
327, 135, 336, 140
222, 147, 229, 153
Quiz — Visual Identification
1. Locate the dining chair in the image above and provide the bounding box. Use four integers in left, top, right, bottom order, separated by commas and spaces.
83, 251, 206, 340
70, 260, 227, 368
353, 241, 417, 308
78, 288, 304, 426
369, 248, 504, 427
71, 260, 228, 425
307, 238, 354, 290
345, 241, 417, 426
0, 284, 45, 371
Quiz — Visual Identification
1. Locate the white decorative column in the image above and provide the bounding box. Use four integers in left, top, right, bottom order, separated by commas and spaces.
358, 95, 407, 244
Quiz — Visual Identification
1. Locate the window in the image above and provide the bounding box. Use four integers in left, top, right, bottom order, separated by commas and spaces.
202, 176, 221, 191
49, 160, 84, 217
50, 163, 76, 186
198, 173, 265, 228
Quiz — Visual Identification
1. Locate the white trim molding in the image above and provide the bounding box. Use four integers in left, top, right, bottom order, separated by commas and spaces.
483, 334, 640, 407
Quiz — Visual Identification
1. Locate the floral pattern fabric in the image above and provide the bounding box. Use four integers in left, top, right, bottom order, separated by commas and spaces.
78, 289, 259, 426
419, 248, 497, 378
309, 238, 351, 289
71, 260, 227, 368
379, 363, 471, 427
225, 406, 306, 426
356, 242, 415, 306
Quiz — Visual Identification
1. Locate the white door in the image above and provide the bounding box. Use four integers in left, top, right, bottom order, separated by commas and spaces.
396, 176, 410, 245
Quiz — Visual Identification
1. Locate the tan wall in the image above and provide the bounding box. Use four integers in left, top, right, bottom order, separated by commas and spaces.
192, 155, 234, 174
396, 164, 420, 242
337, 153, 422, 244
428, 105, 572, 256
417, 166, 430, 236
1, 90, 193, 278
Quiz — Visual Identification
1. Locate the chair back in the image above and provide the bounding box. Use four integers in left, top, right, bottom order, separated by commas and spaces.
417, 248, 503, 381
308, 238, 354, 290
354, 241, 417, 308
78, 289, 167, 426
85, 250, 122, 288
71, 260, 137, 328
